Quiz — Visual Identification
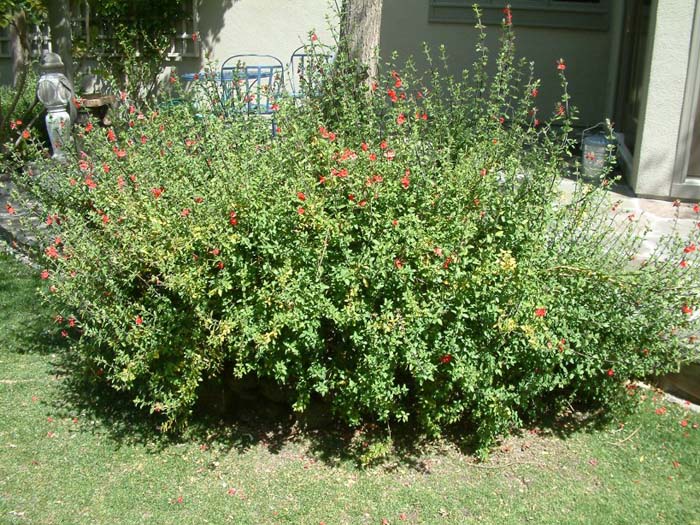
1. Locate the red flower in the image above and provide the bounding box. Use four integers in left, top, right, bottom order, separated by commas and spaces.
85, 177, 97, 190
443, 257, 452, 269
384, 150, 396, 161
102, 214, 109, 224
392, 219, 398, 227
181, 208, 191, 217
229, 210, 238, 226
5, 203, 16, 215
534, 308, 547, 318
387, 89, 398, 103
396, 113, 407, 125
135, 315, 143, 325
655, 407, 666, 415
368, 153, 377, 162
607, 369, 614, 377
318, 175, 326, 184
116, 149, 127, 158
371, 82, 378, 92
216, 260, 224, 270
684, 243, 696, 253
22, 129, 30, 140
503, 6, 512, 25
440, 354, 452, 364
682, 304, 693, 315
680, 419, 688, 427
194, 196, 204, 203
151, 187, 164, 199
45, 246, 59, 259
358, 200, 367, 207
68, 317, 76, 327
348, 194, 355, 201
434, 247, 443, 257
556, 103, 565, 116
311, 33, 318, 42
401, 173, 410, 189
531, 88, 539, 97
680, 260, 688, 268
40, 270, 50, 280
297, 207, 305, 215
694, 203, 700, 213
394, 258, 404, 269
140, 135, 148, 144
361, 142, 369, 151
556, 58, 566, 71
106, 129, 116, 142
380, 140, 388, 150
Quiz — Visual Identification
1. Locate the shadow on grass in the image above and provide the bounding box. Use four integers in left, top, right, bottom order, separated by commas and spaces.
0, 252, 66, 356
47, 349, 624, 471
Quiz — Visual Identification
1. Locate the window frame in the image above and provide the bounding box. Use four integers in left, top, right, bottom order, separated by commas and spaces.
428, 0, 611, 32
0, 26, 11, 58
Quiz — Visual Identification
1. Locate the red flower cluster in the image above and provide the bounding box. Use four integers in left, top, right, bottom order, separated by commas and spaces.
503, 6, 512, 26
534, 308, 547, 318
401, 170, 410, 189
229, 210, 238, 226
318, 126, 336, 141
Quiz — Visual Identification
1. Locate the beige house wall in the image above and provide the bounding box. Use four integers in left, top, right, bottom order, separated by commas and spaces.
630, 0, 697, 199
378, 0, 617, 128
191, 0, 335, 73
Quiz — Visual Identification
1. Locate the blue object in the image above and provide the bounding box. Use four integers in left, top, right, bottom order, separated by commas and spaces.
220, 54, 284, 116
289, 45, 334, 99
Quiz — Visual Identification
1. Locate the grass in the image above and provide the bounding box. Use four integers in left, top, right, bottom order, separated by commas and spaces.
0, 250, 699, 524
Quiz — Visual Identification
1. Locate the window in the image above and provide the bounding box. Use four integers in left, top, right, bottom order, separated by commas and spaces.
0, 27, 10, 58
166, 0, 200, 60
0, 1, 200, 61
429, 0, 610, 31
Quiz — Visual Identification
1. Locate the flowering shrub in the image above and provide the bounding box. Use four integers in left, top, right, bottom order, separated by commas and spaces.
7, 7, 700, 452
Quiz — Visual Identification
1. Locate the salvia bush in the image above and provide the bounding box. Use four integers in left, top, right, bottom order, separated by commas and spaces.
6, 7, 699, 452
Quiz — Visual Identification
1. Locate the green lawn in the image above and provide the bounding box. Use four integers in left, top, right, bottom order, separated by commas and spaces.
0, 250, 699, 525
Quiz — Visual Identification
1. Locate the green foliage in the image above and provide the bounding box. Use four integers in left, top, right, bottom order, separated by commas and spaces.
0, 0, 46, 28
0, 67, 41, 155
72, 0, 189, 105
7, 8, 700, 453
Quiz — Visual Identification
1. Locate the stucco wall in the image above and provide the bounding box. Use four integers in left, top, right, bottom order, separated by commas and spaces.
379, 0, 616, 128
631, 0, 696, 198
195, 0, 334, 71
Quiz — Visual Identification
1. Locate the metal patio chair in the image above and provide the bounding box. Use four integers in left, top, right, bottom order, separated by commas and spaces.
289, 45, 334, 99
220, 54, 284, 117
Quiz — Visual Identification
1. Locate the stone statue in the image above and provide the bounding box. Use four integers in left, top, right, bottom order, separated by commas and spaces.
36, 51, 75, 161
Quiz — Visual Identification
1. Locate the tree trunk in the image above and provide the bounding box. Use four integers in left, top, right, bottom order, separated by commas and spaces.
47, 0, 72, 80
341, 0, 383, 82
10, 10, 28, 88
